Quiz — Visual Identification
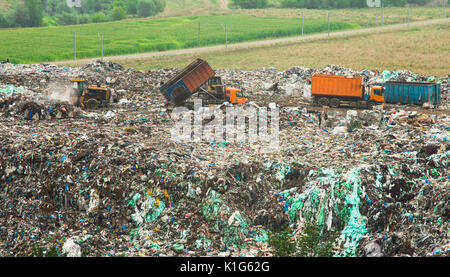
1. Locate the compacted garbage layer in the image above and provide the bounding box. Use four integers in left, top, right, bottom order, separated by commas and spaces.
0, 60, 448, 257
0, 107, 448, 257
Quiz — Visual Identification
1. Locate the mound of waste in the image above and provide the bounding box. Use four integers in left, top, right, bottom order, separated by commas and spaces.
0, 60, 448, 257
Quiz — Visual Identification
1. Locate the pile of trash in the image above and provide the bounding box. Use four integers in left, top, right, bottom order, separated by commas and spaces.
0, 84, 80, 120
0, 60, 448, 257
217, 64, 448, 96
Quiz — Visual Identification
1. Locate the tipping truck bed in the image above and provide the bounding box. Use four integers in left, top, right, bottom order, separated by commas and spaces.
159, 59, 215, 106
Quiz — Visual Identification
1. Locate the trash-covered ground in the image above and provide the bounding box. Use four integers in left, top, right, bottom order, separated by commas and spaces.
0, 60, 448, 257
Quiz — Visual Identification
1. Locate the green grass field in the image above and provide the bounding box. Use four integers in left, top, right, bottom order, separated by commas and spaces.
237, 6, 446, 27
116, 22, 449, 77
0, 4, 446, 64
0, 14, 357, 63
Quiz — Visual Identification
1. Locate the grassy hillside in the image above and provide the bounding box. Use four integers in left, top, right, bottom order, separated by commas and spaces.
161, 0, 222, 16
0, 14, 357, 63
0, 2, 446, 64
238, 6, 446, 27
114, 22, 450, 77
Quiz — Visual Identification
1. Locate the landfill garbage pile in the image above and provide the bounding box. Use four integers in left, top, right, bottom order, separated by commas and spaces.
216, 65, 449, 110
0, 84, 81, 120
0, 60, 448, 257
217, 64, 448, 92
0, 60, 176, 108
1, 60, 448, 110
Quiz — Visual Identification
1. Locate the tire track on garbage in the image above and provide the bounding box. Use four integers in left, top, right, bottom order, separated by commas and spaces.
51, 18, 450, 67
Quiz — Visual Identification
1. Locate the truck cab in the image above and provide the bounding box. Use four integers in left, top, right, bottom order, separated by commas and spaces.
204, 76, 246, 104
226, 87, 246, 104
368, 85, 385, 103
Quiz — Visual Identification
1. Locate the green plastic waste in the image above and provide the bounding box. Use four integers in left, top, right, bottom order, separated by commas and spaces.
173, 243, 184, 252
253, 229, 269, 243
195, 237, 212, 249
336, 168, 368, 257
128, 193, 141, 207
146, 199, 165, 222
202, 190, 251, 248
0, 85, 24, 95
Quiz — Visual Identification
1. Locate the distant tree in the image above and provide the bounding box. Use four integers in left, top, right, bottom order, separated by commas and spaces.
153, 0, 166, 13
78, 13, 90, 24
86, 0, 102, 12
354, 0, 368, 8
57, 12, 78, 25
137, 0, 156, 17
0, 13, 9, 28
281, 0, 298, 8
8, 3, 29, 27
90, 12, 108, 22
233, 0, 268, 8
109, 6, 127, 21
127, 0, 139, 14
25, 0, 44, 27
337, 0, 350, 8
322, 0, 336, 8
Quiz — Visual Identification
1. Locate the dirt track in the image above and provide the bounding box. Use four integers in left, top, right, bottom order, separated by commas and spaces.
51, 18, 450, 67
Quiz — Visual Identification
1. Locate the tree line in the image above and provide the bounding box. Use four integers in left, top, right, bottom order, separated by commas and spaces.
232, 0, 432, 9
0, 0, 166, 28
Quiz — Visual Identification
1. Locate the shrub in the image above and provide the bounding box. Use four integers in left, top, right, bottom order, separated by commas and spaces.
268, 227, 297, 257
269, 221, 338, 257
137, 0, 156, 18
0, 13, 9, 28
232, 0, 268, 9
90, 12, 108, 23
8, 3, 29, 27
109, 6, 127, 21
154, 0, 166, 13
127, 0, 139, 14
78, 14, 90, 25
42, 16, 58, 26
297, 221, 337, 257
57, 12, 78, 26
24, 0, 43, 27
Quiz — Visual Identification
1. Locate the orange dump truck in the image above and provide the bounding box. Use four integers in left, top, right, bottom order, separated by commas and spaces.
311, 74, 384, 109
159, 59, 246, 106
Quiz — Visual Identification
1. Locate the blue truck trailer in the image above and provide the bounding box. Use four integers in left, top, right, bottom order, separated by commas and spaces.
159, 59, 215, 106
382, 81, 441, 105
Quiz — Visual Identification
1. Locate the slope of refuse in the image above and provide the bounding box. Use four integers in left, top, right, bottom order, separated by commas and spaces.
0, 60, 448, 257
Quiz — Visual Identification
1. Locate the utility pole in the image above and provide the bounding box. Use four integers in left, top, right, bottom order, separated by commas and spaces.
444, 0, 447, 18
74, 32, 76, 60
327, 12, 330, 37
100, 32, 103, 60
225, 23, 228, 49
407, 4, 410, 27
301, 11, 304, 36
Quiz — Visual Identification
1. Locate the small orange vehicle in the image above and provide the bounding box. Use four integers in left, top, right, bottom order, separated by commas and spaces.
203, 76, 246, 104
159, 59, 246, 107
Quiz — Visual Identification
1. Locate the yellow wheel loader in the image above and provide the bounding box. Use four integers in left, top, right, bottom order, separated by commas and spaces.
70, 79, 111, 110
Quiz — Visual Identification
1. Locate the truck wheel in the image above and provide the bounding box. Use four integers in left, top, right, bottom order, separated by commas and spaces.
367, 101, 376, 109
318, 97, 329, 107
330, 98, 340, 108
85, 98, 99, 109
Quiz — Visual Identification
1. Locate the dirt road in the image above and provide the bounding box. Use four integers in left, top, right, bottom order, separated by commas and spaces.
51, 18, 450, 67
